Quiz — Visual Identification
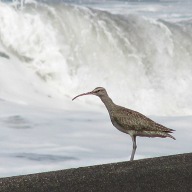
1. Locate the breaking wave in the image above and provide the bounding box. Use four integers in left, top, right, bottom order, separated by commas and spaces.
0, 2, 192, 115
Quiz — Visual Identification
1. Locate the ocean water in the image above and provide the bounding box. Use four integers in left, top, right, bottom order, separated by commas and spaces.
0, 0, 192, 177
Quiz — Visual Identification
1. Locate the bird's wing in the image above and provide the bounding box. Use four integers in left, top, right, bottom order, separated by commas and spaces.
113, 107, 173, 133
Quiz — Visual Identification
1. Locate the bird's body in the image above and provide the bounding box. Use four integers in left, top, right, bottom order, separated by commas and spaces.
72, 87, 175, 161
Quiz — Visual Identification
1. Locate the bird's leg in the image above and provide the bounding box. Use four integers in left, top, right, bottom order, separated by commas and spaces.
130, 135, 137, 161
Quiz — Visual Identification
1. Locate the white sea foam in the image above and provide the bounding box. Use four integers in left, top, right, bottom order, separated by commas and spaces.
0, 99, 191, 177
0, 2, 192, 115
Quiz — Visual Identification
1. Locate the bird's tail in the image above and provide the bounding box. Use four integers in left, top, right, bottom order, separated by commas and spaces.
166, 133, 176, 140
154, 132, 176, 140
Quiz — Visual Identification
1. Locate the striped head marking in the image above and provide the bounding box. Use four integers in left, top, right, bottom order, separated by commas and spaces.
72, 87, 107, 100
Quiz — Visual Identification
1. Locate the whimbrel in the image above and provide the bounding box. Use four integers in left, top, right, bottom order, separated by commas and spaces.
72, 87, 175, 161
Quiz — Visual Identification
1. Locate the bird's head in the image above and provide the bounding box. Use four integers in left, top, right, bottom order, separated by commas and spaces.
72, 87, 107, 101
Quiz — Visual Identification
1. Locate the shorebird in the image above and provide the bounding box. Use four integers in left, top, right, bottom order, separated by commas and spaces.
72, 87, 175, 161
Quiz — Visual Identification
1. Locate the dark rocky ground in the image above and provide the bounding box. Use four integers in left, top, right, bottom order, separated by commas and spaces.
0, 153, 192, 192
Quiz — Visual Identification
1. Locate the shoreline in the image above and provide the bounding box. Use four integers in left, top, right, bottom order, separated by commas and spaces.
0, 153, 192, 192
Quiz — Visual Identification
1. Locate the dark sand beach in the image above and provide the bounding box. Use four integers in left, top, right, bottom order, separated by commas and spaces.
0, 153, 192, 192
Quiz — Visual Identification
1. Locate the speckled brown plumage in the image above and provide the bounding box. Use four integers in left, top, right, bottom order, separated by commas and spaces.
72, 87, 175, 161
110, 106, 175, 139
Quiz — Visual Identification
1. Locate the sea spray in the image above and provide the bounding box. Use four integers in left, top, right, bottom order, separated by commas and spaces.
0, 2, 192, 115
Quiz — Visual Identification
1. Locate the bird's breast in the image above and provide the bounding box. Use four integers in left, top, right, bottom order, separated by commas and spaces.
111, 118, 127, 134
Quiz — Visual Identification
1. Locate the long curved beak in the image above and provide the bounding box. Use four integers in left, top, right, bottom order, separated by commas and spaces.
72, 91, 93, 101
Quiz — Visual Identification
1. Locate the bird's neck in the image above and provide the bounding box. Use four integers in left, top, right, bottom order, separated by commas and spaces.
100, 95, 115, 113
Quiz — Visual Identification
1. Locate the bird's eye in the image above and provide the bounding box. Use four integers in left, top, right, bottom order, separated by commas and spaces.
95, 90, 100, 93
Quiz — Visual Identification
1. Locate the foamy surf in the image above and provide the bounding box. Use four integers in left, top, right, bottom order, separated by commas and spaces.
0, 2, 192, 115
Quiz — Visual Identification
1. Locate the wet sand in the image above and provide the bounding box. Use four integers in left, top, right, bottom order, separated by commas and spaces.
0, 153, 192, 192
